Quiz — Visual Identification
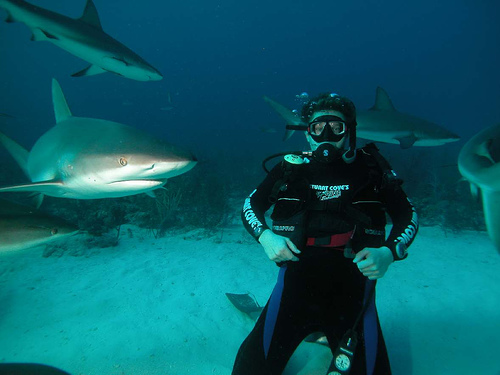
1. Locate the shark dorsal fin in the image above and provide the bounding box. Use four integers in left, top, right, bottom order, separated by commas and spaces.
52, 79, 72, 124
371, 87, 396, 111
78, 0, 103, 30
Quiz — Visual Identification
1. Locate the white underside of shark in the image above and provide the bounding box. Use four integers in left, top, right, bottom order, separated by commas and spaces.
0, 79, 196, 204
458, 124, 500, 252
0, 0, 162, 81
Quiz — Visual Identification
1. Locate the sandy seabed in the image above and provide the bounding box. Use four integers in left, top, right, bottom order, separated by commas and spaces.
0, 225, 499, 375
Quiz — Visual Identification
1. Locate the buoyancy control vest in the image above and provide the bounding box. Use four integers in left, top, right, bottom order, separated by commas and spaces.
268, 143, 401, 254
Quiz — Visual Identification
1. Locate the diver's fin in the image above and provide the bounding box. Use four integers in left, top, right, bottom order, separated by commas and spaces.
304, 332, 330, 347
226, 292, 263, 321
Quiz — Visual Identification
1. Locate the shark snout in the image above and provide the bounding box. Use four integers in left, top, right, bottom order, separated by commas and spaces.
141, 152, 197, 178
146, 67, 163, 81
148, 72, 163, 81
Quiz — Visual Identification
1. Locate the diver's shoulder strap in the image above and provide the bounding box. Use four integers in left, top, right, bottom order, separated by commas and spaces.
360, 143, 403, 188
268, 154, 307, 203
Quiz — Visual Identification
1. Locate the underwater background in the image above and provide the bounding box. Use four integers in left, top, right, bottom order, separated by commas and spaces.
0, 1, 499, 374
1, 0, 499, 232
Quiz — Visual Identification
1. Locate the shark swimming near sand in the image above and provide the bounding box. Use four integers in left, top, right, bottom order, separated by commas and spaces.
0, 79, 197, 204
458, 124, 500, 252
0, 198, 78, 253
267, 88, 460, 148
0, 0, 162, 81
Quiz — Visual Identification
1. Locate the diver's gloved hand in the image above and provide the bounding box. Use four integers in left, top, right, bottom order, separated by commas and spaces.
258, 229, 301, 263
353, 246, 394, 280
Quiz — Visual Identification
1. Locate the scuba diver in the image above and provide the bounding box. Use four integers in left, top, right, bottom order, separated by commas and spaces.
232, 93, 418, 375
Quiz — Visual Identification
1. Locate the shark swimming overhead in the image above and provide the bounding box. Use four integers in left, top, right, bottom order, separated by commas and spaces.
0, 198, 78, 253
356, 87, 460, 148
0, 79, 197, 203
0, 0, 162, 81
458, 124, 500, 252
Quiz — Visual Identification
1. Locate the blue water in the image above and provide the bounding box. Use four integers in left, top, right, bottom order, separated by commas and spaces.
0, 0, 499, 163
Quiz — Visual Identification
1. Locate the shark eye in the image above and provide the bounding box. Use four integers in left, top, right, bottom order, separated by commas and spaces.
119, 157, 128, 166
51, 228, 58, 236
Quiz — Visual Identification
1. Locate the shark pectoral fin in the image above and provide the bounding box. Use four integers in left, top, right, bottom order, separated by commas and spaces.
30, 193, 45, 209
0, 181, 64, 195
78, 0, 104, 30
30, 29, 46, 41
31, 28, 59, 42
396, 134, 417, 149
145, 191, 156, 198
71, 65, 107, 77
104, 56, 130, 67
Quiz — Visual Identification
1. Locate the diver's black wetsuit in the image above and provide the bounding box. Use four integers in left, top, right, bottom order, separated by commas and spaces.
233, 146, 418, 375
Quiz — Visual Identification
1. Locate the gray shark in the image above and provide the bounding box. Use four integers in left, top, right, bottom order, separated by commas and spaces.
0, 79, 197, 202
356, 87, 460, 148
0, 0, 162, 81
0, 198, 78, 253
458, 124, 500, 252
270, 88, 460, 148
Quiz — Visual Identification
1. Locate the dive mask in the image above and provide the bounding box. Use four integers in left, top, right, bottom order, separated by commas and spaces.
307, 115, 347, 143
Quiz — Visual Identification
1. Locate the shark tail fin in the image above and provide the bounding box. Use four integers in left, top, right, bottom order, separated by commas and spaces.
51, 79, 72, 124
263, 96, 306, 141
0, 131, 30, 177
78, 0, 103, 30
371, 86, 396, 111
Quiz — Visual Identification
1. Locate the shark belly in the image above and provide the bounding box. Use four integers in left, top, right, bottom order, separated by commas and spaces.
59, 179, 167, 199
